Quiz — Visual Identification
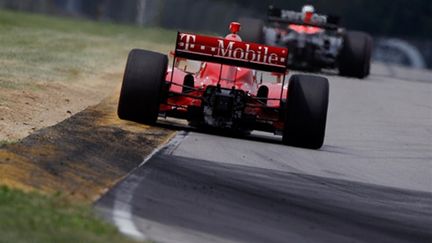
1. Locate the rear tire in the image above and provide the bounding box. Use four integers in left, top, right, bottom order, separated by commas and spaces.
338, 31, 372, 79
238, 17, 265, 44
283, 75, 329, 149
118, 49, 168, 124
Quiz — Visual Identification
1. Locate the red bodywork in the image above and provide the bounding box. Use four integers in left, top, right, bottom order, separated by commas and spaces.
288, 24, 323, 34
288, 11, 324, 34
159, 30, 289, 133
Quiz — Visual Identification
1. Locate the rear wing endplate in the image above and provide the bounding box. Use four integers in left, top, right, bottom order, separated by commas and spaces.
175, 32, 288, 73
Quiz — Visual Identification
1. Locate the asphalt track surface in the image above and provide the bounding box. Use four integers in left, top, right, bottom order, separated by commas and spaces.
96, 64, 432, 243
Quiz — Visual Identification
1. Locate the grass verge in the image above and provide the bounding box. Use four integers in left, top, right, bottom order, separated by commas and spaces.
0, 186, 138, 243
0, 9, 175, 87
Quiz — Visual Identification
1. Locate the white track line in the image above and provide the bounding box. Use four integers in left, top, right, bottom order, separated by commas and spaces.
113, 175, 144, 240
111, 131, 188, 241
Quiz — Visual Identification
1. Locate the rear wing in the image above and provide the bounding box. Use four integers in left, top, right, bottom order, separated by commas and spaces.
175, 32, 288, 73
267, 7, 340, 31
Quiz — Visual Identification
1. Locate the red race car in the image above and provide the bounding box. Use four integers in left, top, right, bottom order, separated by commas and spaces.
118, 22, 329, 149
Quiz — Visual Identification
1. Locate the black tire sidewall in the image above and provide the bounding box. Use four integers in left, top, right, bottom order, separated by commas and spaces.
283, 75, 329, 149
339, 31, 372, 79
118, 49, 168, 124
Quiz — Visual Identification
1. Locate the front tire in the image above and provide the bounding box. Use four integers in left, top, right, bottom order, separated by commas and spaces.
118, 49, 168, 124
283, 75, 329, 149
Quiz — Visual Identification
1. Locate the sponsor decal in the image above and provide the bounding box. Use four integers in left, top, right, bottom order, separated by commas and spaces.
280, 10, 327, 25
176, 33, 288, 69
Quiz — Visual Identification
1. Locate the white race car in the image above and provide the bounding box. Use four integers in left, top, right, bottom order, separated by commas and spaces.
240, 5, 373, 79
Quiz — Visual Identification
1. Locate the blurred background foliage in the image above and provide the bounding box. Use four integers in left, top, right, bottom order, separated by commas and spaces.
0, 0, 431, 68
0, 0, 430, 38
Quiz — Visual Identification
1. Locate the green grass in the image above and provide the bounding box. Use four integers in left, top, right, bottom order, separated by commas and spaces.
0, 9, 175, 89
0, 10, 175, 42
0, 186, 138, 243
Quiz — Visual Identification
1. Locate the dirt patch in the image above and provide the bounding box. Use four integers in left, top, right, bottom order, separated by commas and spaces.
0, 67, 123, 141
0, 96, 175, 202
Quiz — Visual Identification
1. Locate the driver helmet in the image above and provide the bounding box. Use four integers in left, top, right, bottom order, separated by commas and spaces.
301, 5, 315, 23
302, 5, 315, 14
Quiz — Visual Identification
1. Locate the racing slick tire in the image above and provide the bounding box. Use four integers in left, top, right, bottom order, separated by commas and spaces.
238, 17, 265, 44
118, 49, 168, 124
339, 31, 372, 79
282, 75, 329, 149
